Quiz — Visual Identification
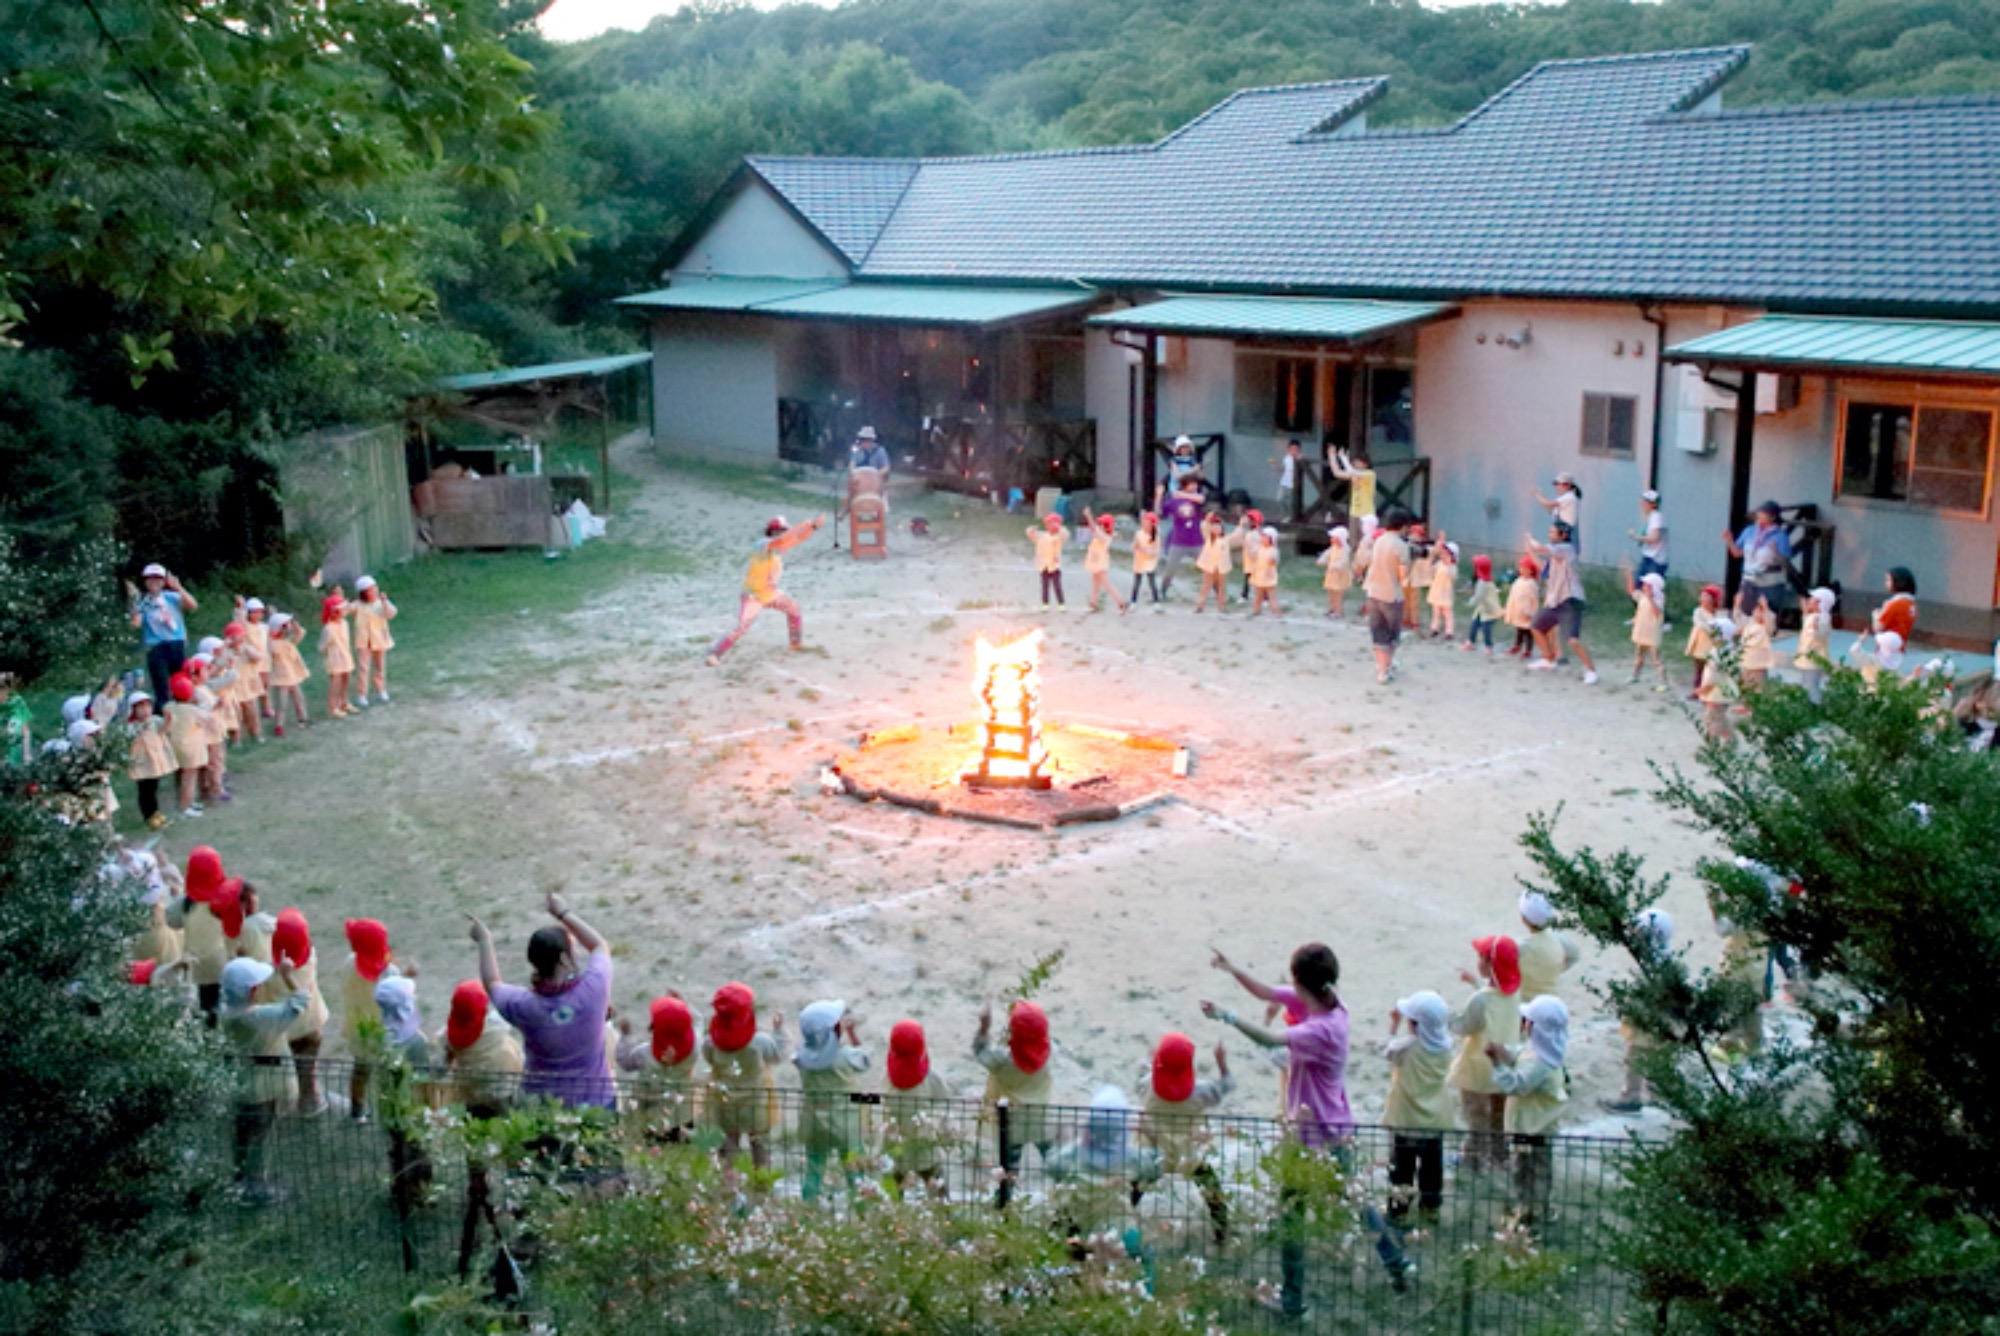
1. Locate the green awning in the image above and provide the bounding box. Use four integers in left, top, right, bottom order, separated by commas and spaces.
1087, 295, 1456, 342
614, 278, 846, 312
1666, 316, 2000, 379
437, 352, 651, 393
617, 278, 1097, 328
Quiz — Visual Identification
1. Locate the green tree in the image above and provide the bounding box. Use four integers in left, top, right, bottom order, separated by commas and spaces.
1520, 671, 2000, 1331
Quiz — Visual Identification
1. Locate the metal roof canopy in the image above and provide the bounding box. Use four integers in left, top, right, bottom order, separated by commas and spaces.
1665, 315, 2000, 382
618, 278, 1097, 329
1088, 295, 1456, 343
436, 352, 651, 393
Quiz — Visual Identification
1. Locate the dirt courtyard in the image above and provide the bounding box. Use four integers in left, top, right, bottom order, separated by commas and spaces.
175, 438, 1736, 1134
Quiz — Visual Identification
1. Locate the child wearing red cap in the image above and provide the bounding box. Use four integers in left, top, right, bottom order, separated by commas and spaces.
1135, 1032, 1234, 1243
706, 514, 827, 665
1463, 553, 1502, 654
1079, 509, 1129, 614
617, 992, 699, 1137
883, 1020, 952, 1198
701, 983, 786, 1169
183, 655, 232, 803
265, 612, 311, 732
975, 998, 1054, 1208
1129, 511, 1162, 607
1685, 584, 1722, 696
1448, 935, 1522, 1172
1193, 510, 1231, 613
271, 907, 330, 1114
222, 620, 264, 743
340, 918, 405, 1120
319, 589, 357, 719
1027, 511, 1068, 611
443, 980, 524, 1119
165, 846, 230, 1021
1503, 555, 1541, 656
165, 673, 208, 817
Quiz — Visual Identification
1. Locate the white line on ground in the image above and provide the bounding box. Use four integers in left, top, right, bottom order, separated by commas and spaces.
529, 705, 887, 772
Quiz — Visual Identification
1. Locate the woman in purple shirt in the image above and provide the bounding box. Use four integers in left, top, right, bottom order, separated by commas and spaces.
1205, 942, 1410, 1311
468, 893, 614, 1109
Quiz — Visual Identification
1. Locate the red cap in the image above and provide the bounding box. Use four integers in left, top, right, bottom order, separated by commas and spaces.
212, 879, 244, 939
1042, 511, 1064, 530
345, 919, 389, 982
887, 1020, 930, 1091
1473, 554, 1493, 580
185, 658, 207, 683
169, 673, 195, 703
1245, 509, 1264, 527
1702, 584, 1724, 606
1152, 1031, 1197, 1103
129, 959, 158, 986
1008, 1001, 1050, 1075
224, 621, 247, 640
709, 982, 756, 1053
321, 595, 345, 625
1096, 513, 1116, 533
650, 995, 695, 1066
1474, 935, 1522, 996
272, 908, 311, 968
1517, 556, 1540, 578
1140, 511, 1158, 529
184, 846, 225, 903
446, 979, 489, 1052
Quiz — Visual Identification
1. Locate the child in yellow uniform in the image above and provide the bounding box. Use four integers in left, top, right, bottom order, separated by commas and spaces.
796, 999, 873, 1202
271, 908, 330, 1114
238, 597, 272, 722
1428, 539, 1459, 639
1516, 892, 1580, 1002
1450, 934, 1522, 1171
264, 612, 310, 734
1795, 586, 1836, 703
1231, 509, 1263, 602
164, 674, 207, 817
1384, 991, 1455, 1223
186, 654, 232, 802
444, 979, 525, 1119
1698, 617, 1740, 741
1738, 595, 1776, 693
1028, 512, 1067, 611
883, 1021, 954, 1199
617, 993, 700, 1135
1503, 556, 1541, 657
1248, 526, 1282, 616
702, 982, 786, 1170
124, 691, 176, 830
1079, 510, 1129, 613
1404, 526, 1433, 630
975, 999, 1054, 1208
1318, 525, 1352, 619
1626, 570, 1668, 689
166, 846, 230, 1021
340, 918, 401, 1120
1129, 512, 1162, 607
223, 620, 264, 742
1685, 584, 1722, 698
318, 592, 357, 719
351, 575, 398, 705
1136, 1032, 1233, 1243
1485, 996, 1570, 1230
1193, 512, 1232, 613
1602, 908, 1672, 1114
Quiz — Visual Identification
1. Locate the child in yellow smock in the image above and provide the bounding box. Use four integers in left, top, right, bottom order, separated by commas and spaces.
1193, 512, 1232, 613
976, 999, 1054, 1209
1738, 595, 1776, 692
883, 1021, 954, 1199
351, 575, 398, 705
238, 596, 272, 719
1405, 527, 1434, 630
1450, 935, 1522, 1172
1504, 556, 1540, 656
264, 611, 310, 733
1685, 584, 1722, 698
702, 982, 785, 1169
1486, 995, 1570, 1229
1028, 512, 1067, 611
1427, 539, 1459, 639
1384, 991, 1455, 1223
319, 591, 357, 719
1626, 570, 1668, 689
795, 999, 873, 1202
1248, 525, 1282, 616
1319, 525, 1352, 619
617, 993, 699, 1135
124, 691, 176, 830
164, 674, 207, 817
1795, 586, 1836, 703
1136, 1032, 1234, 1243
1079, 510, 1129, 613
1129, 511, 1162, 607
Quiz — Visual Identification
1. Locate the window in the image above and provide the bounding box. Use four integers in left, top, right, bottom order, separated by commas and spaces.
1580, 393, 1637, 457
1232, 353, 1315, 435
1838, 398, 1995, 516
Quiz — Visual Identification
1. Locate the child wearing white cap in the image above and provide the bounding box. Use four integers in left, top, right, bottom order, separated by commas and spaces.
1484, 995, 1570, 1229
236, 597, 272, 716
1795, 588, 1837, 703
1516, 893, 1580, 1003
1317, 526, 1352, 619
1625, 569, 1669, 689
351, 576, 398, 705
1247, 526, 1282, 617
1383, 990, 1454, 1223
1427, 539, 1458, 639
264, 612, 311, 734
1698, 618, 1741, 741
124, 692, 176, 829
795, 999, 872, 1202
1738, 594, 1777, 695
219, 955, 307, 1197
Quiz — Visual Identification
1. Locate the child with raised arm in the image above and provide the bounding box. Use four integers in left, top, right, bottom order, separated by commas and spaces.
1462, 554, 1501, 654
264, 611, 310, 733
796, 999, 873, 1202
975, 999, 1054, 1209
1699, 617, 1741, 741
1738, 594, 1777, 694
1503, 556, 1540, 657
1795, 587, 1837, 704
1383, 990, 1454, 1224
351, 576, 398, 705
123, 691, 175, 830
319, 590, 357, 719
1625, 569, 1669, 689
1318, 525, 1352, 620
1129, 511, 1162, 608
1484, 996, 1571, 1230
883, 1021, 953, 1200
1232, 509, 1263, 603
1247, 525, 1282, 617
1080, 509, 1130, 614
1685, 584, 1722, 698
1135, 1032, 1234, 1243
709, 514, 829, 663
701, 982, 786, 1170
236, 596, 273, 723
1403, 525, 1432, 631
1193, 510, 1232, 614
1028, 511, 1067, 612
1428, 539, 1459, 639
1449, 935, 1522, 1172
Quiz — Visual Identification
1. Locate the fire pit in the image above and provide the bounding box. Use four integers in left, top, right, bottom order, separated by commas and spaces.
829, 630, 1188, 830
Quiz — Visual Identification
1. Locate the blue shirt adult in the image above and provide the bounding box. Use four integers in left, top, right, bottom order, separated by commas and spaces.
850, 442, 890, 474
138, 591, 188, 647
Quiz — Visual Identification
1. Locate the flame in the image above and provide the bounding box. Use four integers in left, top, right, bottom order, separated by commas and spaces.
967, 630, 1052, 789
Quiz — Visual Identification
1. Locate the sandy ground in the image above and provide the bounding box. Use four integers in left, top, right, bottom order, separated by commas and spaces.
158, 437, 1753, 1137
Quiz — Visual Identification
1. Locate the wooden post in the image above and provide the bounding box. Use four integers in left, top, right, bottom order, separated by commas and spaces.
1141, 335, 1159, 502
1725, 370, 1758, 602
597, 380, 612, 515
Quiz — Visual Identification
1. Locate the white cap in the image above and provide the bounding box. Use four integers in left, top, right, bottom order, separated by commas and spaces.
1518, 891, 1556, 927
269, 612, 293, 630
856, 425, 877, 441
188, 653, 211, 670
244, 597, 265, 612
1173, 434, 1193, 449
1640, 489, 1661, 503
1445, 541, 1460, 558
1554, 471, 1577, 486
141, 563, 167, 578
66, 719, 100, 745
127, 690, 152, 706
40, 738, 71, 755
1809, 587, 1837, 611
355, 575, 377, 593
221, 956, 273, 994
1709, 616, 1737, 640
197, 636, 223, 655
1641, 572, 1666, 591
62, 696, 90, 725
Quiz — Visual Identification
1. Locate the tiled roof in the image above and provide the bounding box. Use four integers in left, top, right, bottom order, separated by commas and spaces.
437, 352, 650, 392
1666, 315, 2000, 376
732, 47, 2000, 315
618, 277, 1094, 328
744, 157, 919, 265
1088, 295, 1453, 341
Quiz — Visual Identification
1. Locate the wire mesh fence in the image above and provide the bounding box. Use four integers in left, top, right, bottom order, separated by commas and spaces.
201, 1056, 1645, 1332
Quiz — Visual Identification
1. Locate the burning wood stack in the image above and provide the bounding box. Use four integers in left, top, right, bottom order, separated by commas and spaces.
965, 630, 1052, 789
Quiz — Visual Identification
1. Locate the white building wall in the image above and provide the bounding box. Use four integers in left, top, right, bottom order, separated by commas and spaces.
650, 312, 779, 459
671, 183, 849, 281
1084, 329, 1140, 493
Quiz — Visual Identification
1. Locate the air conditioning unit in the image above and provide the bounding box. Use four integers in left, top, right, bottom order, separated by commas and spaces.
1696, 374, 1798, 416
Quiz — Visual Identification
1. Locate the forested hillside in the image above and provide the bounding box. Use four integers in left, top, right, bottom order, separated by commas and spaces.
5, 0, 1999, 681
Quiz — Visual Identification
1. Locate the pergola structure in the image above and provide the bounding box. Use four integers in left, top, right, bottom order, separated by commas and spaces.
421, 352, 652, 510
